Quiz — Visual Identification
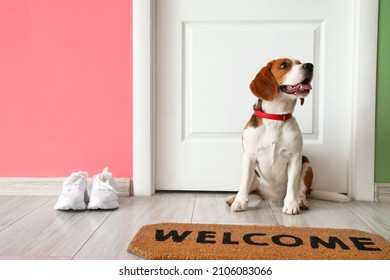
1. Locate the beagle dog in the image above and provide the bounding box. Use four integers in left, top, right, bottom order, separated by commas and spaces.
226, 58, 349, 215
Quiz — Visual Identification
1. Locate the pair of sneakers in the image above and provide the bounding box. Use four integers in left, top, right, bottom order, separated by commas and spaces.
54, 168, 119, 210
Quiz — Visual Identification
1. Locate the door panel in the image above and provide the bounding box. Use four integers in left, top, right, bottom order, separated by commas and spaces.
156, 0, 354, 192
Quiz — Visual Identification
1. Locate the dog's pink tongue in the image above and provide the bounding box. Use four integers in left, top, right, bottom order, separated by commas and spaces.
299, 83, 312, 90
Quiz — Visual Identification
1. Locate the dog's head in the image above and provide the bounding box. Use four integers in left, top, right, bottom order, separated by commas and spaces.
250, 58, 313, 105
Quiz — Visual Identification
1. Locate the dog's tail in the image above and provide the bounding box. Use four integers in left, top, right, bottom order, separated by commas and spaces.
309, 190, 351, 202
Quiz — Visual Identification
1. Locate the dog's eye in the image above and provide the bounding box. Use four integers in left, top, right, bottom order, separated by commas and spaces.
280, 62, 290, 69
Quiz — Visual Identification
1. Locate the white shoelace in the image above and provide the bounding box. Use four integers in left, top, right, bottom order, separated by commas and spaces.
98, 180, 118, 194
96, 168, 118, 194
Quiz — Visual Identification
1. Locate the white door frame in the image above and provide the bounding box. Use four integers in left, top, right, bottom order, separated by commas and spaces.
132, 0, 379, 200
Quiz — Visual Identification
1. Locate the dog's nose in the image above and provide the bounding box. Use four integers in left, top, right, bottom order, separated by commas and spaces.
302, 63, 314, 71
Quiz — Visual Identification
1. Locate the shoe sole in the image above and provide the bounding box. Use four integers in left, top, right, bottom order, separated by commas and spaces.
87, 200, 119, 210
54, 201, 87, 210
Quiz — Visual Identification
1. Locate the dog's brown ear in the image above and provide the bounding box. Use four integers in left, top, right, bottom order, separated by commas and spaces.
300, 98, 305, 106
249, 62, 278, 101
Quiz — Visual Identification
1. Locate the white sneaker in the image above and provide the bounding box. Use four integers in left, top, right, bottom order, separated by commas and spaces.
54, 171, 89, 210
88, 168, 119, 210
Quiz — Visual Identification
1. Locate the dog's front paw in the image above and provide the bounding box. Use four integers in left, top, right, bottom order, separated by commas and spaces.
225, 195, 236, 206
282, 201, 300, 215
298, 199, 310, 210
231, 196, 248, 212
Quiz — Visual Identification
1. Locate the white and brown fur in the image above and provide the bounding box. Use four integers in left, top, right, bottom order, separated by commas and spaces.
226, 58, 349, 215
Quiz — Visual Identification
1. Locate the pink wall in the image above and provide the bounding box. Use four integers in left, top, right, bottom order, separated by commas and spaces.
0, 0, 133, 178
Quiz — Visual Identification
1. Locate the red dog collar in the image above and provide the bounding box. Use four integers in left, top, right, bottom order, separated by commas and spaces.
254, 110, 292, 121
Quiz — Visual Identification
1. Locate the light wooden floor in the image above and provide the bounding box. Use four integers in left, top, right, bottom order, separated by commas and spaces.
0, 192, 389, 260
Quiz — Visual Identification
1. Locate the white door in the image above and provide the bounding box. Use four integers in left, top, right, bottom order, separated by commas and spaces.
154, 0, 366, 193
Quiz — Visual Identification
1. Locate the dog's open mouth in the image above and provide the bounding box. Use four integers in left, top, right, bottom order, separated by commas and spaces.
279, 80, 312, 95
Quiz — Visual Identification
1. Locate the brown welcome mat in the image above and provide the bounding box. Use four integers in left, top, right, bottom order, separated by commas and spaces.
128, 223, 390, 260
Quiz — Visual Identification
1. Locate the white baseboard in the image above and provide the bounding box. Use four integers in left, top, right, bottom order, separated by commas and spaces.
0, 177, 133, 197
375, 183, 390, 202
